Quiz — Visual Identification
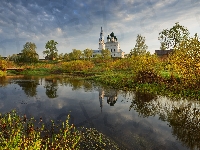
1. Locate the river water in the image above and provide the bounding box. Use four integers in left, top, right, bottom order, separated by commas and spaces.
0, 75, 200, 150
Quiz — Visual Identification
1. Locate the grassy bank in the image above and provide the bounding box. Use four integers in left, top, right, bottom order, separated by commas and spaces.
90, 71, 200, 100
3, 58, 200, 100
0, 110, 120, 149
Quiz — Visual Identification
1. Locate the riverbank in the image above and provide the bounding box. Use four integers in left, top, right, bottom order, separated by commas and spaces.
1, 56, 199, 100
4, 68, 200, 100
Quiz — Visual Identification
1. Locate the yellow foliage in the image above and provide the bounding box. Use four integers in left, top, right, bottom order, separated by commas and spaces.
169, 34, 200, 80
0, 60, 7, 71
62, 60, 94, 72
111, 54, 161, 73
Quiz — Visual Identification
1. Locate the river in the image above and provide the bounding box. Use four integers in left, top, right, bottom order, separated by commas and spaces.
0, 75, 199, 150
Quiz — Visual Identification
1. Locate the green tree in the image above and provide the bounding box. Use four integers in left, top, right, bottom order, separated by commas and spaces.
83, 48, 93, 60
101, 49, 111, 59
71, 49, 82, 60
19, 42, 38, 63
9, 54, 18, 62
158, 22, 190, 49
57, 53, 64, 60
130, 34, 148, 57
43, 40, 58, 60
63, 53, 70, 61
160, 42, 167, 50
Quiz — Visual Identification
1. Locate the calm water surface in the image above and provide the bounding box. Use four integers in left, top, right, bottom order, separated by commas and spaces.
0, 75, 200, 150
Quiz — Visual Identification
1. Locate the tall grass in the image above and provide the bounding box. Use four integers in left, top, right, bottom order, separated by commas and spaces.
0, 110, 119, 149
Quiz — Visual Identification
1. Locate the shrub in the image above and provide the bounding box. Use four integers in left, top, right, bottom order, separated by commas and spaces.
0, 60, 7, 71
134, 69, 162, 84
62, 60, 94, 72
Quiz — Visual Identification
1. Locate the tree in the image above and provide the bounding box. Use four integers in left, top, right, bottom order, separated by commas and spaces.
101, 49, 111, 59
9, 54, 18, 62
63, 53, 70, 61
130, 34, 148, 57
169, 33, 200, 81
160, 42, 167, 50
19, 42, 38, 63
71, 49, 82, 60
158, 22, 190, 49
0, 59, 7, 71
43, 40, 58, 60
83, 48, 93, 60
57, 53, 64, 60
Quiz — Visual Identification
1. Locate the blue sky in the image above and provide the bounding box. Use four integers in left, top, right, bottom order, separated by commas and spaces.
0, 0, 200, 58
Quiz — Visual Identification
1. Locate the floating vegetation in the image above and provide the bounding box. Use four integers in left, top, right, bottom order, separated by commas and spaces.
0, 110, 120, 149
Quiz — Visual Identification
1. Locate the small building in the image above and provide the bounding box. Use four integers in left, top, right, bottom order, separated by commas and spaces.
155, 49, 173, 59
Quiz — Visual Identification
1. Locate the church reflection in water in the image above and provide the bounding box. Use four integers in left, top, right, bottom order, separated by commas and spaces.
98, 88, 118, 111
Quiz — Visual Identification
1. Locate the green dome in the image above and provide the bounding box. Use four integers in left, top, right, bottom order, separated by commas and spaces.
110, 32, 114, 37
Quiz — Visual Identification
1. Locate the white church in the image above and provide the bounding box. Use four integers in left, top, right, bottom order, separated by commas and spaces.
92, 27, 125, 58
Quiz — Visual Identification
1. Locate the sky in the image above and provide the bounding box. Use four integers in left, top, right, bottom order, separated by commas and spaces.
0, 0, 200, 59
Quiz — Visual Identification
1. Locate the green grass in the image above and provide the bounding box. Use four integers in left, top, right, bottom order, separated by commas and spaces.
20, 68, 51, 76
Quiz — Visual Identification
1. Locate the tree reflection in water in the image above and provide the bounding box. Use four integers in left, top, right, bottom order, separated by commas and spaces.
0, 76, 8, 87
167, 104, 200, 149
127, 90, 200, 149
15, 77, 39, 97
129, 91, 158, 117
44, 78, 58, 98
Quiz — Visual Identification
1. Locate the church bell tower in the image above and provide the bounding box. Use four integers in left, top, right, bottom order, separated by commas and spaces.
98, 27, 105, 50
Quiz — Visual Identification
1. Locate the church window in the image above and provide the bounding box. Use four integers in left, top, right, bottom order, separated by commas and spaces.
111, 49, 112, 52
114, 49, 115, 52
114, 54, 115, 56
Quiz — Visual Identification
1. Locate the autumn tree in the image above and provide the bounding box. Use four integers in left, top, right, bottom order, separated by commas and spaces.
158, 22, 190, 49
18, 42, 38, 63
169, 33, 200, 81
83, 48, 93, 60
43, 40, 58, 60
0, 59, 7, 71
130, 34, 148, 57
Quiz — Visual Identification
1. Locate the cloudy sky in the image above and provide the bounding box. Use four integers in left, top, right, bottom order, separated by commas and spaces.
0, 0, 200, 58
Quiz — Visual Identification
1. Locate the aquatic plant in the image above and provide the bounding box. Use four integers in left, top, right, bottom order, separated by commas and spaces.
0, 110, 120, 149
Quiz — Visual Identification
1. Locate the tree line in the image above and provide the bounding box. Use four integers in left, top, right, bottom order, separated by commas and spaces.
6, 39, 113, 63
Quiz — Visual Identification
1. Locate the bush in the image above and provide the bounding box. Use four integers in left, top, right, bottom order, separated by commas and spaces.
0, 60, 7, 71
134, 69, 162, 84
62, 60, 94, 72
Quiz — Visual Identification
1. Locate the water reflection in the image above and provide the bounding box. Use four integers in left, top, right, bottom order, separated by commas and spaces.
15, 79, 39, 97
0, 76, 200, 149
129, 91, 158, 117
98, 88, 118, 112
44, 78, 58, 98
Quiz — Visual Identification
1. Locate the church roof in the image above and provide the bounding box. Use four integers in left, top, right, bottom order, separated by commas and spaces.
93, 50, 102, 53
155, 49, 173, 56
